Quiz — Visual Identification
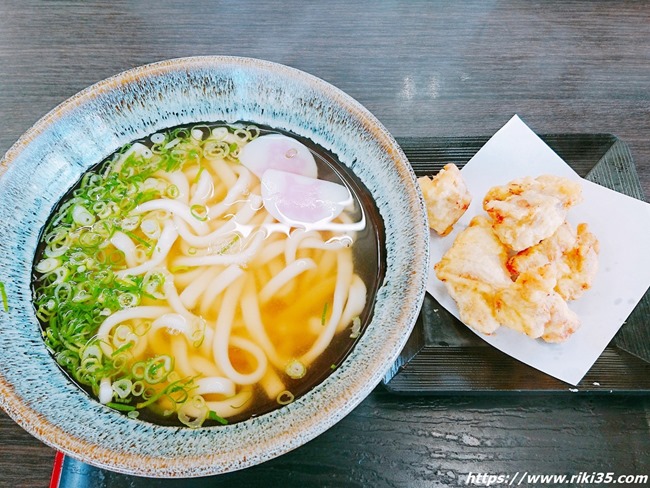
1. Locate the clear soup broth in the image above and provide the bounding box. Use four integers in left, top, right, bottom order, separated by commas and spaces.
32, 122, 385, 427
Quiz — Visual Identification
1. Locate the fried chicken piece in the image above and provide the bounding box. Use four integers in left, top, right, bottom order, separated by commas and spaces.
418, 163, 472, 236
494, 264, 580, 342
483, 175, 583, 251
434, 215, 512, 334
508, 222, 599, 300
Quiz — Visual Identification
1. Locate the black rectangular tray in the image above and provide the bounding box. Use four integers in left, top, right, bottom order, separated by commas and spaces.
383, 134, 650, 394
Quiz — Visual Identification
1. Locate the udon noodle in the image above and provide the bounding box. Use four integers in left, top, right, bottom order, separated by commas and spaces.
33, 123, 374, 427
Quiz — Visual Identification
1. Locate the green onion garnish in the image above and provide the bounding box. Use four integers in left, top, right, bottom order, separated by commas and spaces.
285, 359, 307, 379
208, 411, 229, 425
32, 123, 272, 428
0, 282, 8, 312
321, 302, 329, 325
106, 402, 136, 412
165, 184, 180, 199
190, 204, 208, 222
276, 390, 294, 405
193, 166, 206, 184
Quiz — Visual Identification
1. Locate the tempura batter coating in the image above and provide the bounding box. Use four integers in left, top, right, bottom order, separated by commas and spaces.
494, 264, 580, 342
508, 222, 599, 300
483, 175, 583, 251
434, 215, 512, 334
418, 163, 472, 236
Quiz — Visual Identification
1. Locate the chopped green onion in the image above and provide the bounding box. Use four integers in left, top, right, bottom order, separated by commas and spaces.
208, 411, 229, 425
165, 184, 180, 199
35, 258, 60, 274
132, 361, 146, 380
246, 125, 260, 139
203, 140, 229, 159
78, 231, 102, 247
136, 388, 166, 409
111, 341, 134, 357
106, 402, 136, 412
72, 205, 95, 226
321, 302, 329, 326
120, 216, 140, 232
234, 128, 249, 141
186, 149, 200, 166
0, 282, 8, 312
81, 344, 102, 361
150, 133, 165, 144
117, 292, 140, 308
112, 378, 133, 399
166, 381, 189, 404
131, 380, 145, 396
276, 390, 294, 405
285, 359, 307, 379
190, 204, 208, 222
192, 166, 206, 184
143, 355, 173, 384
122, 229, 152, 249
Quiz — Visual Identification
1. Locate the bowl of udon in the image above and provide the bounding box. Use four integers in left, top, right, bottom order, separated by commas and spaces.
0, 56, 428, 477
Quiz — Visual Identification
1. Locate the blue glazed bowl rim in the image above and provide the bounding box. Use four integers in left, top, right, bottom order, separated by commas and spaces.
0, 56, 428, 477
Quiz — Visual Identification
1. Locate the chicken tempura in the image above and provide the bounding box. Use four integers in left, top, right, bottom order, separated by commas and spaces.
434, 215, 512, 334
483, 175, 583, 251
508, 221, 599, 300
494, 264, 580, 342
418, 163, 472, 236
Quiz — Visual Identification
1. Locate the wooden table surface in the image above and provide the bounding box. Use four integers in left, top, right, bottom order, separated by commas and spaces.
1, 1, 648, 487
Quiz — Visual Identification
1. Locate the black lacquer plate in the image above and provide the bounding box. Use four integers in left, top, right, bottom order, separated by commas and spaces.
383, 134, 650, 394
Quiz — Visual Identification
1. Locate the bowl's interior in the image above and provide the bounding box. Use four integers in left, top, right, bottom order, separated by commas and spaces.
0, 56, 428, 477
32, 119, 388, 428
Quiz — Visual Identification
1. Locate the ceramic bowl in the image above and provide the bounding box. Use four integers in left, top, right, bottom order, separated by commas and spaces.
0, 56, 428, 477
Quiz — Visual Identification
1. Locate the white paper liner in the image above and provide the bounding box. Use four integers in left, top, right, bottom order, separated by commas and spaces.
426, 115, 650, 385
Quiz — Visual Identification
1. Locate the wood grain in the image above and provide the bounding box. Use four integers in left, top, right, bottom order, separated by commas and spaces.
1, 1, 649, 486
53, 391, 650, 487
